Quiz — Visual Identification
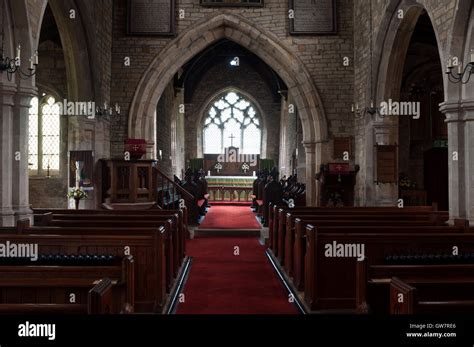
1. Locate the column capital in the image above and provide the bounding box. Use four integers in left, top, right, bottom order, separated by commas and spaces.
301, 141, 317, 153
440, 100, 462, 117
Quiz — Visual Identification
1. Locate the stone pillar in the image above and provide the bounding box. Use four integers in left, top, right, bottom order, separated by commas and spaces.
278, 95, 289, 177
441, 101, 466, 221
373, 121, 399, 206
302, 141, 318, 207
462, 101, 474, 224
0, 83, 16, 226
11, 87, 35, 222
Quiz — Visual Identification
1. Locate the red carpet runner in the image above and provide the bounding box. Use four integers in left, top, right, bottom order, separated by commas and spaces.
176, 236, 298, 314
198, 205, 261, 230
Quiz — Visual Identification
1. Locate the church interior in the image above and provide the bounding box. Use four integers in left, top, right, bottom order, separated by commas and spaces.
1, 0, 474, 323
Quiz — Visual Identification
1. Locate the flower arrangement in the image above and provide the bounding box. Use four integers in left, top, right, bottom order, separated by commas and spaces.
67, 187, 88, 200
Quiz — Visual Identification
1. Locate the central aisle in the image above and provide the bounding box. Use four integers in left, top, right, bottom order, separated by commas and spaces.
176, 236, 298, 314
197, 205, 261, 230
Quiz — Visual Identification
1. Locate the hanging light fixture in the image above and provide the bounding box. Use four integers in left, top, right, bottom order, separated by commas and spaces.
445, 52, 474, 84
0, 0, 39, 81
95, 102, 121, 117
352, 0, 381, 119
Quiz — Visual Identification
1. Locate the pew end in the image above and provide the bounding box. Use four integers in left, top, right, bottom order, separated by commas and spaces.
389, 277, 416, 314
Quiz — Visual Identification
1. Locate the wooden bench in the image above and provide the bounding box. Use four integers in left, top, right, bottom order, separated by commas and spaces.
269, 205, 446, 255
288, 219, 463, 291
35, 216, 180, 288
0, 228, 166, 313
33, 207, 188, 238
39, 216, 182, 274
0, 256, 134, 314
269, 204, 449, 249
271, 208, 448, 264
356, 259, 474, 314
0, 278, 124, 314
304, 225, 474, 311
36, 208, 188, 256
389, 277, 474, 314
283, 216, 462, 290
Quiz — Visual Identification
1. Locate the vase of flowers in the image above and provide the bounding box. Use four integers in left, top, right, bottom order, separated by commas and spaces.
68, 188, 88, 210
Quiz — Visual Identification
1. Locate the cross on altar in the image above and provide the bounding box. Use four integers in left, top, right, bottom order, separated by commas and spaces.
229, 134, 236, 147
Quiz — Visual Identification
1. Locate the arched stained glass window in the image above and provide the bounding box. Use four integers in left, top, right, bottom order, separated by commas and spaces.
203, 91, 262, 154
28, 96, 61, 175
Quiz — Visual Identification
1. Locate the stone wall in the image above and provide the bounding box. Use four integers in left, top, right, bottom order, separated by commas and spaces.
36, 40, 67, 98
110, 0, 355, 161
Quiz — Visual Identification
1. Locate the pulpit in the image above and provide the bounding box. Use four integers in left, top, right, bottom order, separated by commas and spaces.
316, 163, 359, 207
101, 159, 156, 205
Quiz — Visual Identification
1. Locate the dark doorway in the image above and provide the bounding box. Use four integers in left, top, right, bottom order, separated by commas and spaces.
424, 147, 449, 211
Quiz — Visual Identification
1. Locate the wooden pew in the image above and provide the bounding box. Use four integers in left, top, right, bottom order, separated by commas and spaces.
26, 224, 178, 295
34, 208, 188, 260
390, 277, 474, 314
0, 278, 129, 315
356, 259, 474, 314
269, 205, 446, 255
272, 208, 448, 265
289, 218, 462, 291
38, 216, 182, 281
304, 225, 474, 311
0, 228, 166, 313
33, 207, 188, 225
0, 256, 134, 314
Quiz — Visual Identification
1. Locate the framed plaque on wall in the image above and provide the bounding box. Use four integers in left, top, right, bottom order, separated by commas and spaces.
200, 0, 264, 6
289, 0, 337, 35
127, 0, 176, 36
375, 145, 398, 184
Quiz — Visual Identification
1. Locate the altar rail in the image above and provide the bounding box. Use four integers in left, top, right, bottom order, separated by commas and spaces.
208, 187, 253, 202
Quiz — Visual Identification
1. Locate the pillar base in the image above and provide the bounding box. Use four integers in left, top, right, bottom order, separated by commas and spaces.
0, 208, 15, 227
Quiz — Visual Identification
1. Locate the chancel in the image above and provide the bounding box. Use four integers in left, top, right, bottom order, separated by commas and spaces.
1, 0, 474, 328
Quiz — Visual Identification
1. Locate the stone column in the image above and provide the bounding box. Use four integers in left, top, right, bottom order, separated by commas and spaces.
11, 87, 35, 222
302, 141, 318, 207
462, 100, 474, 224
278, 94, 289, 177
440, 101, 466, 221
373, 121, 399, 206
0, 83, 16, 226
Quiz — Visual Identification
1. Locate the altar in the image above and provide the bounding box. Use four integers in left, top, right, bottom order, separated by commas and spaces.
203, 147, 259, 177
205, 175, 256, 202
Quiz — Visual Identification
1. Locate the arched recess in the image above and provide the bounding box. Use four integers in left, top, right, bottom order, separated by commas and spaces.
33, 0, 94, 101
129, 13, 329, 205
196, 87, 268, 159
445, 0, 473, 100
375, 4, 444, 102
361, 1, 446, 206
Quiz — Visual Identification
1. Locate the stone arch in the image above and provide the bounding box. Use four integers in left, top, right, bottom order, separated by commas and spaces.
375, 2, 444, 103
196, 86, 268, 158
129, 13, 329, 205
445, 0, 473, 100
460, 4, 474, 99
33, 0, 94, 101
361, 1, 445, 206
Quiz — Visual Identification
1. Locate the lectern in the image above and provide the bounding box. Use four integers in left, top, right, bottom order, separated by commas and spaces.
101, 159, 156, 205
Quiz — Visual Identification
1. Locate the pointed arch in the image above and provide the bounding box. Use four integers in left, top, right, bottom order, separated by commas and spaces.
128, 13, 329, 205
